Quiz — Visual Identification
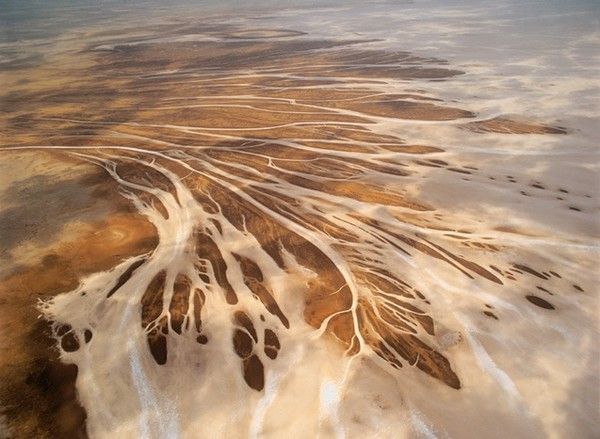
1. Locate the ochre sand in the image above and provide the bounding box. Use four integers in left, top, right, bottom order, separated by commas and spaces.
0, 15, 597, 439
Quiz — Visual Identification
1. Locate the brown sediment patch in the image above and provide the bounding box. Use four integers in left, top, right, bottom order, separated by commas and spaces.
494, 225, 541, 237
60, 331, 81, 353
223, 29, 307, 39
336, 98, 475, 121
512, 264, 549, 280
447, 167, 472, 175
106, 257, 146, 298
380, 144, 444, 154
264, 328, 280, 360
537, 286, 553, 295
243, 354, 265, 391
525, 295, 555, 310
233, 329, 254, 359
464, 117, 567, 134
483, 311, 499, 320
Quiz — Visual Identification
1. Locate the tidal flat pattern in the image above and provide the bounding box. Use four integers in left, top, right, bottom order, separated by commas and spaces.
0, 2, 598, 438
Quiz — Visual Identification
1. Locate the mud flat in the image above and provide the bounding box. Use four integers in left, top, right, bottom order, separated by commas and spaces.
0, 2, 598, 438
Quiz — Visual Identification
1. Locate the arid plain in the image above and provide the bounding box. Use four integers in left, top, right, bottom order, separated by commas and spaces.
1, 1, 598, 438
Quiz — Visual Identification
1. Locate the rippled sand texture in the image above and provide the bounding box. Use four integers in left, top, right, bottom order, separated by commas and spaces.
1, 5, 599, 439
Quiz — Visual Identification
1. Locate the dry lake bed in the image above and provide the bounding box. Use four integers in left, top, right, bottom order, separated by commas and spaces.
0, 1, 598, 438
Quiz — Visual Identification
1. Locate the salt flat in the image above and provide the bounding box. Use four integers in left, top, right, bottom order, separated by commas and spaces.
0, 1, 598, 438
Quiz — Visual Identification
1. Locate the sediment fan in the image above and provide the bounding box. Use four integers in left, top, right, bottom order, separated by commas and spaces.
1, 20, 586, 438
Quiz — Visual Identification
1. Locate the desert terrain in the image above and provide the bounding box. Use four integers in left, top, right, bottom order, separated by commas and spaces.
0, 1, 598, 438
